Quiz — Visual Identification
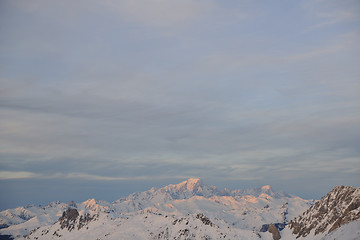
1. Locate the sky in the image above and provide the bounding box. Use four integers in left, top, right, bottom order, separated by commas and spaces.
0, 0, 359, 210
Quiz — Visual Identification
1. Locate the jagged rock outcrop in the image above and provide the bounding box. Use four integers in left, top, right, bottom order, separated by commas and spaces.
58, 208, 97, 232
260, 223, 283, 240
154, 212, 224, 240
77, 213, 97, 230
59, 209, 79, 231
268, 223, 281, 240
288, 185, 360, 238
195, 213, 214, 227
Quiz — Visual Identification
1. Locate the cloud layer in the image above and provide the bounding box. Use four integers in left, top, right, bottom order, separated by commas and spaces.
0, 0, 359, 208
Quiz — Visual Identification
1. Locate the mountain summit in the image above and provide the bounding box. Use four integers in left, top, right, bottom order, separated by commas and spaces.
170, 178, 203, 192
160, 178, 219, 198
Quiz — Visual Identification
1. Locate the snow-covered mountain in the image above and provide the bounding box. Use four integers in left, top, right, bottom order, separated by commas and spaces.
0, 178, 358, 240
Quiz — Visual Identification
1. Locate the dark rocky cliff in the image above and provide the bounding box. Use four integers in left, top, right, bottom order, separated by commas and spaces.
288, 186, 360, 238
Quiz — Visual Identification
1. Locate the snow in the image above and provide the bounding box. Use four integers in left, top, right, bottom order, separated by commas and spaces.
322, 220, 360, 240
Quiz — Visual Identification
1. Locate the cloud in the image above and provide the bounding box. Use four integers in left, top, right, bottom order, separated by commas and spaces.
0, 171, 38, 180
0, 0, 359, 207
0, 158, 264, 181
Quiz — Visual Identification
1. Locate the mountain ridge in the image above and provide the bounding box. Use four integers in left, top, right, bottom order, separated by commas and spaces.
0, 178, 359, 240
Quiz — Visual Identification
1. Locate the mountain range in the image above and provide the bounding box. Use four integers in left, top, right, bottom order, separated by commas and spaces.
0, 178, 359, 240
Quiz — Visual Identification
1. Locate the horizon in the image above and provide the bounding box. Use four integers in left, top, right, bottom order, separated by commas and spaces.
1, 0, 360, 210
0, 177, 356, 211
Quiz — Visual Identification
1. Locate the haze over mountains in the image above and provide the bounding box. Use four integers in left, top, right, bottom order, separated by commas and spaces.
0, 179, 359, 240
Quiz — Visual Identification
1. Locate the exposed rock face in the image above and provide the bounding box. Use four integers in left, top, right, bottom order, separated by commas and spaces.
268, 223, 281, 240
288, 186, 360, 238
156, 212, 223, 239
58, 209, 97, 231
78, 213, 97, 230
59, 209, 79, 231
195, 213, 214, 227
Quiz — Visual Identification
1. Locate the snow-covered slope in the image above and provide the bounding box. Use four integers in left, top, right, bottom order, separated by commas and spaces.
0, 201, 68, 238
0, 179, 358, 240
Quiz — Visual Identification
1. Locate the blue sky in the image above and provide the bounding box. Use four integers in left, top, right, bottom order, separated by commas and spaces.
0, 0, 359, 209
